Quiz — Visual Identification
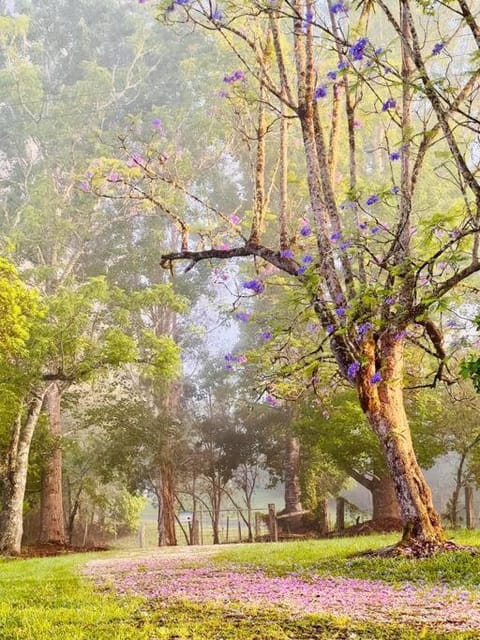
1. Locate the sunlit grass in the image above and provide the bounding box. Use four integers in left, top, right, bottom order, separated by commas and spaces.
214, 529, 480, 587
1, 531, 480, 639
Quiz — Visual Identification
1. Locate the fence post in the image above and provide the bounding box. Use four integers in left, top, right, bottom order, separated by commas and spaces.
237, 512, 242, 543
255, 512, 261, 540
268, 503, 278, 542
138, 521, 146, 548
226, 515, 230, 543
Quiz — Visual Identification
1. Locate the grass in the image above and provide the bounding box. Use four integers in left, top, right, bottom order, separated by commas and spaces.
1, 531, 480, 639
214, 529, 480, 587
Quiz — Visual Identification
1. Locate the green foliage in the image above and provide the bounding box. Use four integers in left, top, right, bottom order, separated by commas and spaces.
0, 257, 41, 359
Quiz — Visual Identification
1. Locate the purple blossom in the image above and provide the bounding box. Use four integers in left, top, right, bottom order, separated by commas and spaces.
128, 153, 144, 167
152, 117, 163, 130
235, 311, 251, 322
224, 70, 245, 84
280, 248, 294, 258
175, 0, 190, 4
432, 42, 444, 55
366, 194, 380, 206
395, 330, 407, 341
211, 9, 224, 21
302, 255, 314, 264
375, 47, 384, 55
357, 322, 372, 337
314, 85, 327, 100
330, 231, 342, 241
347, 361, 361, 378
335, 307, 346, 317
327, 71, 337, 80
339, 241, 352, 250
297, 265, 307, 275
243, 279, 265, 294
260, 330, 273, 341
391, 185, 400, 195
326, 324, 335, 334
229, 214, 241, 224
330, 1, 347, 13
265, 395, 280, 407
349, 37, 368, 61
79, 180, 90, 192
224, 353, 238, 363
381, 98, 396, 111
371, 226, 380, 234
384, 296, 395, 305
307, 323, 319, 333
370, 371, 383, 384
389, 151, 401, 161
337, 61, 348, 70
107, 171, 120, 182
359, 222, 368, 230
300, 224, 312, 237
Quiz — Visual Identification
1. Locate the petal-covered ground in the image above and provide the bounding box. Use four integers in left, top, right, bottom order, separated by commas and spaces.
85, 548, 480, 633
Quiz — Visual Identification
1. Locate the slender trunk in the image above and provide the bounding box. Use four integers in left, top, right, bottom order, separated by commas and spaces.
0, 390, 48, 555
156, 468, 166, 546
371, 474, 401, 521
359, 335, 444, 544
39, 382, 66, 545
450, 452, 467, 528
465, 485, 475, 529
284, 435, 302, 513
160, 462, 177, 546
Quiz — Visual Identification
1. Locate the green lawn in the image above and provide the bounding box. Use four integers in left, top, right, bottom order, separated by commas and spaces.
215, 529, 480, 587
0, 531, 479, 639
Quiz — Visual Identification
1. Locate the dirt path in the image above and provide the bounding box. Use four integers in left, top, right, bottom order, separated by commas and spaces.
85, 545, 480, 634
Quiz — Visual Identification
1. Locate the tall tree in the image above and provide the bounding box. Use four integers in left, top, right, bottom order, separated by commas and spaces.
141, 0, 480, 550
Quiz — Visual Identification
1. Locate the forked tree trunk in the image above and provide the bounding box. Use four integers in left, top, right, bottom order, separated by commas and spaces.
0, 390, 48, 555
372, 474, 401, 521
39, 382, 66, 545
359, 335, 444, 545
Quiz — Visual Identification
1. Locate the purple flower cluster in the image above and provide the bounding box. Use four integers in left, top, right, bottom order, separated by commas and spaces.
224, 70, 245, 83
314, 85, 327, 100
381, 98, 396, 111
243, 279, 264, 294
280, 248, 294, 258
349, 37, 368, 61
366, 194, 380, 206
347, 361, 361, 378
235, 311, 251, 322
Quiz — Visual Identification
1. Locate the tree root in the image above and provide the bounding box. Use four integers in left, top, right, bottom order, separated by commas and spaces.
358, 539, 479, 559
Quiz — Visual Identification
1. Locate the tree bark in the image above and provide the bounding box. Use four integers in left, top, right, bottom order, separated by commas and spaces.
284, 435, 302, 513
359, 335, 444, 545
0, 389, 48, 555
39, 382, 66, 545
371, 474, 401, 521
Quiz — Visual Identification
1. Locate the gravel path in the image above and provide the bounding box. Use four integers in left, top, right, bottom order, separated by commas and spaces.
85, 546, 480, 633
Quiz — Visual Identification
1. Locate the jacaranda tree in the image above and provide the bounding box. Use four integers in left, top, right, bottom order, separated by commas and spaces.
92, 0, 479, 550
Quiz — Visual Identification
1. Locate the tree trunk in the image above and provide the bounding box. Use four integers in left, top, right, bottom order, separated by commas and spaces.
284, 435, 302, 513
160, 462, 177, 546
359, 335, 444, 545
39, 382, 66, 545
465, 485, 475, 529
371, 474, 401, 521
0, 390, 47, 555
